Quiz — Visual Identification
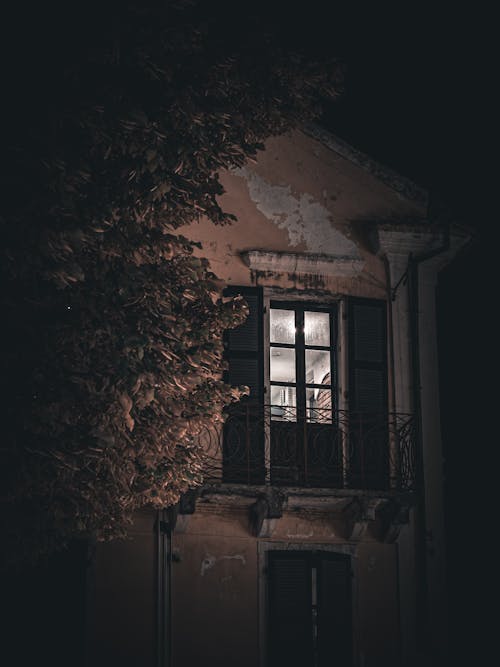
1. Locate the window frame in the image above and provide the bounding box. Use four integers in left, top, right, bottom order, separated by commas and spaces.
267, 299, 338, 424
222, 287, 392, 490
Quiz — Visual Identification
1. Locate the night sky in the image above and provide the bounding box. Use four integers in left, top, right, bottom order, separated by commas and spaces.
2, 2, 489, 663
326, 39, 488, 666
324, 39, 488, 667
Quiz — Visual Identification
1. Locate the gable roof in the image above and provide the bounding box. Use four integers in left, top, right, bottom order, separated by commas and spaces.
303, 123, 428, 209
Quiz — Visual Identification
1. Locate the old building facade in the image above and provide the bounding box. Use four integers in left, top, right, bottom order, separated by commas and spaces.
88, 126, 467, 666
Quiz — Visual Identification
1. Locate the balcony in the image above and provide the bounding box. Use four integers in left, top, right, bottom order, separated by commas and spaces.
199, 404, 416, 493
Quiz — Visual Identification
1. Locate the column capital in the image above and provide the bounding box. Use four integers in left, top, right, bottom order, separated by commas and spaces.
377, 224, 447, 261
377, 223, 471, 283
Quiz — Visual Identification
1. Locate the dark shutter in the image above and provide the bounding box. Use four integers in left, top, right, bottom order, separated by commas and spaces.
222, 286, 264, 483
348, 298, 387, 414
348, 298, 389, 489
224, 286, 263, 401
268, 551, 313, 667
316, 552, 353, 667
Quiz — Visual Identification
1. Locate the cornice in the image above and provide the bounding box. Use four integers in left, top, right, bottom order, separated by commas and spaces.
241, 250, 365, 277
377, 223, 471, 272
377, 225, 447, 258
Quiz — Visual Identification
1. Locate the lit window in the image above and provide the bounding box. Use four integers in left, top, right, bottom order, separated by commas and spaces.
269, 303, 335, 424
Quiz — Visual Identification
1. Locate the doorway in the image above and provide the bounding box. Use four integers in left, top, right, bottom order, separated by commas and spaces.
267, 550, 353, 667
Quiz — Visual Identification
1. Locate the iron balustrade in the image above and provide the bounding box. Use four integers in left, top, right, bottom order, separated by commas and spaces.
197, 404, 416, 492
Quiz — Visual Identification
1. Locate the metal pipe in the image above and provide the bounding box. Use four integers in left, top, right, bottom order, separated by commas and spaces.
165, 517, 173, 667
383, 254, 399, 489
156, 510, 162, 667
383, 255, 396, 417
407, 223, 450, 654
156, 508, 173, 667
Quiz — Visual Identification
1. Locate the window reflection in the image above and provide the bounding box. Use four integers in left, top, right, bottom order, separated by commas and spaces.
270, 309, 295, 344
270, 347, 296, 383
304, 311, 330, 346
306, 386, 332, 423
305, 349, 331, 386
270, 385, 297, 421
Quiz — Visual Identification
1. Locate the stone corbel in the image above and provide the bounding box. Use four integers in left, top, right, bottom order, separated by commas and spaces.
249, 489, 284, 537
383, 502, 411, 543
350, 497, 410, 543
174, 488, 200, 534
366, 498, 400, 542
330, 498, 363, 540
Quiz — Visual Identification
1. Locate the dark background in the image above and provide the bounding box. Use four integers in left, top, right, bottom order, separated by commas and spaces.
312, 16, 490, 665
2, 3, 490, 664
319, 27, 489, 667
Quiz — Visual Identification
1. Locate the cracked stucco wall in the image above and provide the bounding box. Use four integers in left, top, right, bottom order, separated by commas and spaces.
232, 166, 360, 257
174, 129, 425, 294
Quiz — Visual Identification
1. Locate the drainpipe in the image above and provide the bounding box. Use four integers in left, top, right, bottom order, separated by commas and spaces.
407, 223, 450, 657
383, 256, 397, 416
382, 255, 399, 494
156, 507, 176, 667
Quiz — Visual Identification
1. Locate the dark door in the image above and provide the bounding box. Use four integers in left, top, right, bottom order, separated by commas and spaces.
317, 552, 353, 667
267, 550, 353, 667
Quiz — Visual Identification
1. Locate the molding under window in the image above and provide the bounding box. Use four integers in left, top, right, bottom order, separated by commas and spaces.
241, 250, 365, 278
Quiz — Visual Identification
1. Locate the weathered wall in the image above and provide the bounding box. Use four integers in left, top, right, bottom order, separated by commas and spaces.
86, 129, 431, 666
356, 543, 400, 667
172, 525, 259, 667
172, 510, 400, 667
177, 129, 426, 297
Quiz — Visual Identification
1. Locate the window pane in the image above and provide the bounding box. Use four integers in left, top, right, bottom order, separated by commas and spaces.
305, 350, 331, 386
270, 309, 295, 344
270, 385, 296, 421
270, 347, 296, 382
304, 311, 330, 346
306, 387, 332, 423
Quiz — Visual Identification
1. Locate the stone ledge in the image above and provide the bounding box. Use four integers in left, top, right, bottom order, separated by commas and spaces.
177, 483, 415, 543
241, 250, 364, 277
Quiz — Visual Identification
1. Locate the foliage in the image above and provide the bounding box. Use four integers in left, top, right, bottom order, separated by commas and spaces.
1, 0, 341, 564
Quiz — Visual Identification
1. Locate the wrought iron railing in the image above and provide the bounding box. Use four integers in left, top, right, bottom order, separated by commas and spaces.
196, 404, 416, 492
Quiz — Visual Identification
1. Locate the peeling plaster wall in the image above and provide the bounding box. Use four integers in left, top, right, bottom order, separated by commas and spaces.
175, 129, 425, 297
87, 511, 401, 667
232, 165, 359, 255
88, 132, 435, 666
172, 532, 259, 667
357, 543, 400, 667
172, 510, 401, 667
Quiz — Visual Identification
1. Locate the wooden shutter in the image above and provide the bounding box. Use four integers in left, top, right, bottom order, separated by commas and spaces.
268, 551, 313, 667
348, 297, 388, 414
316, 552, 353, 667
223, 286, 264, 483
224, 286, 263, 402
348, 297, 389, 489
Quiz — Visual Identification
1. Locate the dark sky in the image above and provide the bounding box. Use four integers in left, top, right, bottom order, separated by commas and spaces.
1, 3, 489, 660
3, 1, 487, 232
266, 5, 488, 235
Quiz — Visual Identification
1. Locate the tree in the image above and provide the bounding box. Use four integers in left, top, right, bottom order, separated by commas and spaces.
0, 0, 341, 564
